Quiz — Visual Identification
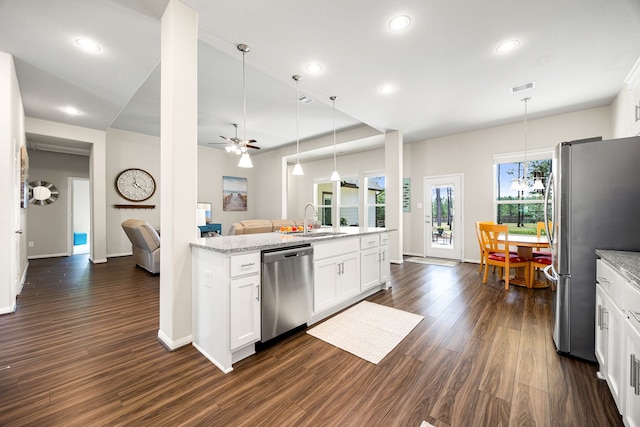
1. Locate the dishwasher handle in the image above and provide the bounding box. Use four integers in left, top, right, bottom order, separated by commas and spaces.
262, 245, 313, 263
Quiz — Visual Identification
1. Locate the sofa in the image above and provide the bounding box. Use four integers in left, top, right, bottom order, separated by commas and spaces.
121, 219, 161, 274
227, 218, 321, 235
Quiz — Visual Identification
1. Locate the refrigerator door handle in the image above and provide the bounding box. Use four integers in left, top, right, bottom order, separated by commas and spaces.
544, 172, 554, 249
543, 264, 558, 283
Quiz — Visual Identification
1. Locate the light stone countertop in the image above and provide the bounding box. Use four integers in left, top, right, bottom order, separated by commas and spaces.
596, 249, 640, 284
191, 227, 392, 254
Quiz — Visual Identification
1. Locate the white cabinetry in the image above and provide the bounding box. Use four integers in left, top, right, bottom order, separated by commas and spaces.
313, 238, 360, 313
626, 59, 640, 136
360, 233, 391, 291
192, 248, 260, 373
229, 253, 261, 350
596, 259, 625, 412
624, 279, 640, 427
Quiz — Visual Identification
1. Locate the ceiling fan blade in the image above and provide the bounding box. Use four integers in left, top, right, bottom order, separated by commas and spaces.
219, 135, 233, 142
245, 144, 260, 150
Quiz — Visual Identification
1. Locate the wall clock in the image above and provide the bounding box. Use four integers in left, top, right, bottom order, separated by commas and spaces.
115, 168, 156, 202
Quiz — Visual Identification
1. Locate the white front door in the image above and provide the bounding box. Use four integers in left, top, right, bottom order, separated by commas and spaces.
424, 174, 463, 260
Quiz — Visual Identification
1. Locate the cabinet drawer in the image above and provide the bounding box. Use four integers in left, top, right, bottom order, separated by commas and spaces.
597, 259, 624, 308
626, 281, 640, 332
379, 233, 389, 246
230, 252, 260, 278
360, 235, 379, 250
314, 238, 359, 260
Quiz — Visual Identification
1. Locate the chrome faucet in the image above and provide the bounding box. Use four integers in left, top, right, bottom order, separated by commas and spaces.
303, 202, 316, 234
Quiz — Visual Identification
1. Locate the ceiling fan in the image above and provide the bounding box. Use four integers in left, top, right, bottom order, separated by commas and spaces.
210, 123, 260, 154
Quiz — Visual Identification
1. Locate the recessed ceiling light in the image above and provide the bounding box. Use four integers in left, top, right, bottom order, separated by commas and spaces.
496, 40, 519, 53
305, 62, 323, 74
74, 38, 102, 53
388, 15, 411, 32
61, 106, 81, 115
379, 84, 395, 95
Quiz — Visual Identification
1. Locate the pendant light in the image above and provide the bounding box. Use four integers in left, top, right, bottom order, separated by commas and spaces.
291, 75, 304, 176
329, 96, 340, 182
511, 97, 531, 192
237, 43, 253, 168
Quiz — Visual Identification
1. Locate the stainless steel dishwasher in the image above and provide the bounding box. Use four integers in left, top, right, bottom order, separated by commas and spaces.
261, 244, 313, 343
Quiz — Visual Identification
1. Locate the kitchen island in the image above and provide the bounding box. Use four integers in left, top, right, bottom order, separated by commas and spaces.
191, 227, 392, 373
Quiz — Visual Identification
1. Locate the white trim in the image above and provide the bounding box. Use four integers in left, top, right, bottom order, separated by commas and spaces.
157, 328, 192, 350
624, 55, 640, 86
0, 303, 17, 315
423, 173, 464, 261
492, 147, 554, 164
27, 252, 69, 260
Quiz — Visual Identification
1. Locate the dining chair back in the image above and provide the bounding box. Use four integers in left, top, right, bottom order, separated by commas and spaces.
479, 223, 530, 290
533, 221, 552, 258
475, 221, 494, 275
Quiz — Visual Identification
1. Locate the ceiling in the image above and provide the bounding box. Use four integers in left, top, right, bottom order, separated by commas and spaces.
2, 0, 640, 160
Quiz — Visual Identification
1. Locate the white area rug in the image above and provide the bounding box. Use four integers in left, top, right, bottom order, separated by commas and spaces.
406, 257, 459, 267
307, 301, 423, 364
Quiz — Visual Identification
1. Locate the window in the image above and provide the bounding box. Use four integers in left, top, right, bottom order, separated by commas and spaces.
315, 181, 333, 226
494, 151, 552, 235
365, 175, 385, 228
339, 178, 359, 226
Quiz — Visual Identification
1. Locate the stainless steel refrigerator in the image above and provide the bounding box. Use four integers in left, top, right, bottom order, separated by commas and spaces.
544, 136, 640, 362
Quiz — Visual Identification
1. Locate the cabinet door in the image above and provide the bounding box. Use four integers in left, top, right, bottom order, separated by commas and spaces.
380, 245, 390, 285
339, 252, 360, 300
607, 301, 624, 412
625, 319, 640, 427
595, 285, 608, 372
361, 247, 380, 291
314, 258, 340, 313
229, 274, 260, 350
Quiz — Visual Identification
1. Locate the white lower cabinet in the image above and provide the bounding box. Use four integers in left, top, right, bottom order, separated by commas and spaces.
361, 246, 380, 291
625, 318, 640, 427
229, 274, 261, 350
596, 259, 626, 413
313, 237, 360, 313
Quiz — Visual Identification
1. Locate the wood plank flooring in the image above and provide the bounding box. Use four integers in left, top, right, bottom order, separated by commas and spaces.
0, 255, 623, 426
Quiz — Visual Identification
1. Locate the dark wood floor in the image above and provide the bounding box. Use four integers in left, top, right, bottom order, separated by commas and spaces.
0, 255, 622, 426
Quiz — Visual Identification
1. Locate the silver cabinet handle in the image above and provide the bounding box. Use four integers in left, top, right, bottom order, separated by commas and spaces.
256, 284, 260, 301
635, 103, 640, 122
15, 230, 23, 234
241, 262, 255, 267
630, 311, 640, 324
597, 276, 611, 284
597, 304, 602, 329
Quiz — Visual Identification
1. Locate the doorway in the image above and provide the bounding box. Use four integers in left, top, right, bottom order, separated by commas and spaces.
69, 178, 90, 255
424, 174, 463, 260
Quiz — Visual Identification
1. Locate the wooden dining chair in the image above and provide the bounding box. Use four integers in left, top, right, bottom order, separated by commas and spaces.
533, 221, 552, 258
475, 221, 494, 275
529, 255, 553, 290
479, 223, 530, 290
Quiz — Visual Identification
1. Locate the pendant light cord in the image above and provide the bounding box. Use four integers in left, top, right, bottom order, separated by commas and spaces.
522, 97, 530, 185
332, 96, 337, 170
242, 49, 247, 145
296, 78, 300, 162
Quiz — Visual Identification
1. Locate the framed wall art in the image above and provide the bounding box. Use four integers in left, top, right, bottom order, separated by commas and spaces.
222, 176, 247, 212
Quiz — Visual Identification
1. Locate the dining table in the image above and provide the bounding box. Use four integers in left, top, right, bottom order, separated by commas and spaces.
498, 233, 550, 288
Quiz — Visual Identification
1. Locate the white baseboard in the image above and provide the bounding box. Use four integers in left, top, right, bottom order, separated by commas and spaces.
107, 252, 133, 258
157, 329, 192, 351
0, 304, 16, 315
403, 251, 423, 257
27, 252, 68, 260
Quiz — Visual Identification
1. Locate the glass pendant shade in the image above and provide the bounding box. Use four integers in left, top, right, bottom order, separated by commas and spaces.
532, 178, 544, 190
330, 169, 340, 182
292, 162, 304, 176
238, 152, 253, 168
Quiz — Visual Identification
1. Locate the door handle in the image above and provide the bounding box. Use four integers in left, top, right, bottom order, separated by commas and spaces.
15, 230, 23, 234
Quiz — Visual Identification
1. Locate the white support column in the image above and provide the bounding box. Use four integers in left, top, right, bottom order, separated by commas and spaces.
385, 130, 403, 264
158, 0, 198, 349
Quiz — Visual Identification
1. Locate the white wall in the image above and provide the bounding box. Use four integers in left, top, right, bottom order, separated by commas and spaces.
403, 105, 612, 262
106, 128, 161, 256
0, 51, 27, 314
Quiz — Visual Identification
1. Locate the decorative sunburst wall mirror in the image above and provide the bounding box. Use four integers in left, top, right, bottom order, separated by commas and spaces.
29, 180, 59, 205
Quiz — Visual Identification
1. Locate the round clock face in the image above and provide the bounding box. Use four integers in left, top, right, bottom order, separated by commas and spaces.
115, 168, 156, 202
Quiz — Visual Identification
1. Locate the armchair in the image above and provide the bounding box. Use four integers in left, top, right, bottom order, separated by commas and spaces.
121, 219, 160, 274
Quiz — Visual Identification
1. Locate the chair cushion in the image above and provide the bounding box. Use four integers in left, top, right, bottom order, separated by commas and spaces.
533, 251, 552, 257
488, 253, 528, 263
533, 256, 552, 265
